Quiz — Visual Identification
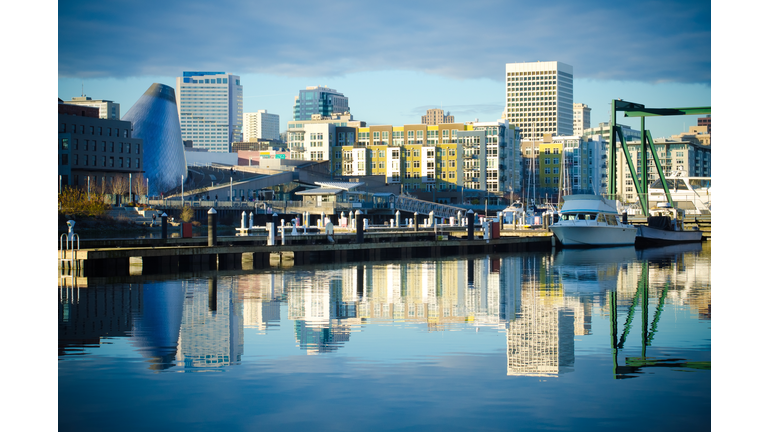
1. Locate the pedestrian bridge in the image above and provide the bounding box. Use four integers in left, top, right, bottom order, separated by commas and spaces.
393, 196, 466, 219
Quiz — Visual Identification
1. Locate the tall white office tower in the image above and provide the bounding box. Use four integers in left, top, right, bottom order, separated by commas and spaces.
243, 110, 280, 141
175, 72, 243, 152
504, 61, 573, 140
573, 103, 591, 137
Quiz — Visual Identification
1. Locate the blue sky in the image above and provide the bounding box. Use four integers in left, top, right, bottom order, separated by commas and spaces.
57, 0, 712, 138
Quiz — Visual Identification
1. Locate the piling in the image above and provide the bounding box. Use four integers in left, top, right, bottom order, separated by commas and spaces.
467, 209, 475, 240
208, 208, 217, 246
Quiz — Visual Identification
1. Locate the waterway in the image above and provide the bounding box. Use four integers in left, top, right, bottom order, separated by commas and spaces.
58, 242, 711, 431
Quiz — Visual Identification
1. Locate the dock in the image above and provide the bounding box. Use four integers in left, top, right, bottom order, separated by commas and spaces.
58, 228, 553, 277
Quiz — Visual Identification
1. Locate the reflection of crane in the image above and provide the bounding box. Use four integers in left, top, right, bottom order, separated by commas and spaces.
609, 262, 710, 379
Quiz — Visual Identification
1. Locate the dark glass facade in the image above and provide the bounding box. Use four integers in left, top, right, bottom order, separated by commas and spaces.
292, 87, 349, 121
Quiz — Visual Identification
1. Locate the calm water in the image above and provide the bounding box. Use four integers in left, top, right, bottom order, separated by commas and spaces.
59, 242, 711, 431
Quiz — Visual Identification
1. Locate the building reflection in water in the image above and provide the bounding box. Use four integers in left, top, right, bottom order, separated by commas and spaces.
58, 243, 710, 376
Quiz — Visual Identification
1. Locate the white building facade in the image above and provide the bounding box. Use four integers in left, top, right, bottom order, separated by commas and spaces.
504, 61, 574, 140
66, 96, 120, 120
573, 103, 591, 137
176, 72, 243, 152
243, 110, 280, 141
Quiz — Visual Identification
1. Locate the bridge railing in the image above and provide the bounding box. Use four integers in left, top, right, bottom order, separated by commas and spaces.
394, 196, 465, 219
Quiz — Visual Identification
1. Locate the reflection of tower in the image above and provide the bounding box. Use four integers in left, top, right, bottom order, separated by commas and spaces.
507, 258, 575, 376
499, 257, 522, 322
288, 271, 356, 354
132, 282, 185, 370
242, 273, 282, 332
177, 277, 244, 369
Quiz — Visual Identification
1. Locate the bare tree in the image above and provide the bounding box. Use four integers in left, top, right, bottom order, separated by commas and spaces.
110, 175, 129, 201
132, 174, 148, 200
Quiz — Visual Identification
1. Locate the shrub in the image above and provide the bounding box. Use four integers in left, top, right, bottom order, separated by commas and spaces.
180, 205, 194, 222
59, 186, 110, 217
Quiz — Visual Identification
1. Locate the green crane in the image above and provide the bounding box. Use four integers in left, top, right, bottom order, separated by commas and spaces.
608, 100, 711, 216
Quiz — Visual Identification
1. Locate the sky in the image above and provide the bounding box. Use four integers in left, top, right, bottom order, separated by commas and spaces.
56, 0, 712, 138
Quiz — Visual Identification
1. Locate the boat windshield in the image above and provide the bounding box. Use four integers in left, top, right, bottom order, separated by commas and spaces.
605, 214, 618, 226
561, 213, 598, 221
689, 178, 711, 189
650, 178, 688, 190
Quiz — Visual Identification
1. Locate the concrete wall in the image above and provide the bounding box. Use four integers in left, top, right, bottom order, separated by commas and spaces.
185, 151, 239, 167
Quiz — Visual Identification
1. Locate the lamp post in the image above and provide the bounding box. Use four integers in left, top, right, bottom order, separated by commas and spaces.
129, 173, 132, 204
181, 175, 184, 206
230, 177, 233, 203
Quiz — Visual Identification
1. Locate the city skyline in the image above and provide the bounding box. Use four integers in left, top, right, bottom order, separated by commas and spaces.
57, 0, 711, 139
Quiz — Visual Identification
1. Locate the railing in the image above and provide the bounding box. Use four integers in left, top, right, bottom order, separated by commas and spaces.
149, 199, 374, 213
59, 232, 81, 270
394, 196, 465, 219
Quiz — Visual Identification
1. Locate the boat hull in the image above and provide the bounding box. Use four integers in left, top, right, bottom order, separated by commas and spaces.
635, 225, 702, 246
550, 225, 637, 247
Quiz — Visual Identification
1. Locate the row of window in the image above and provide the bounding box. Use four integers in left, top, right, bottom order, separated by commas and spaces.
59, 124, 129, 138
61, 154, 140, 169
60, 138, 140, 154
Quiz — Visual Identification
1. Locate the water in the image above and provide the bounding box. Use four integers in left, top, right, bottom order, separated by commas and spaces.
58, 242, 711, 431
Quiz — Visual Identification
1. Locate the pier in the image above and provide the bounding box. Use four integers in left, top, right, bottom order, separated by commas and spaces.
58, 228, 553, 277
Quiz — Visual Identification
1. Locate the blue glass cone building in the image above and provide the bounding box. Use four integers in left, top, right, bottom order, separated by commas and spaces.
122, 84, 187, 195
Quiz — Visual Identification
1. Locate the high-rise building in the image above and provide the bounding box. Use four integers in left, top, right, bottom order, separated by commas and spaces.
573, 103, 591, 137
292, 86, 349, 121
175, 71, 243, 152
421, 108, 454, 125
243, 110, 280, 141
504, 61, 574, 140
65, 96, 120, 120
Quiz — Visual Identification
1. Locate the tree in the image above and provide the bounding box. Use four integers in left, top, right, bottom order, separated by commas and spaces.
132, 174, 148, 200
110, 175, 129, 198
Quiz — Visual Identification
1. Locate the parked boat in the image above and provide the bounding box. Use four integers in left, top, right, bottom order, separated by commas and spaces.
549, 194, 637, 247
648, 171, 711, 215
635, 203, 702, 246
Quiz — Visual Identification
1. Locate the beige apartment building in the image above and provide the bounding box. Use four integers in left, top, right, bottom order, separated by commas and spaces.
421, 108, 455, 125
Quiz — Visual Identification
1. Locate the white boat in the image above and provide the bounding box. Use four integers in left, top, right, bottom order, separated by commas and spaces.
549, 194, 637, 247
635, 204, 702, 246
501, 201, 539, 227
648, 171, 711, 215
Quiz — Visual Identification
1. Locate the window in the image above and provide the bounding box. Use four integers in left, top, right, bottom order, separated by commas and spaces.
61, 138, 69, 150
61, 154, 68, 165
110, 157, 114, 167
